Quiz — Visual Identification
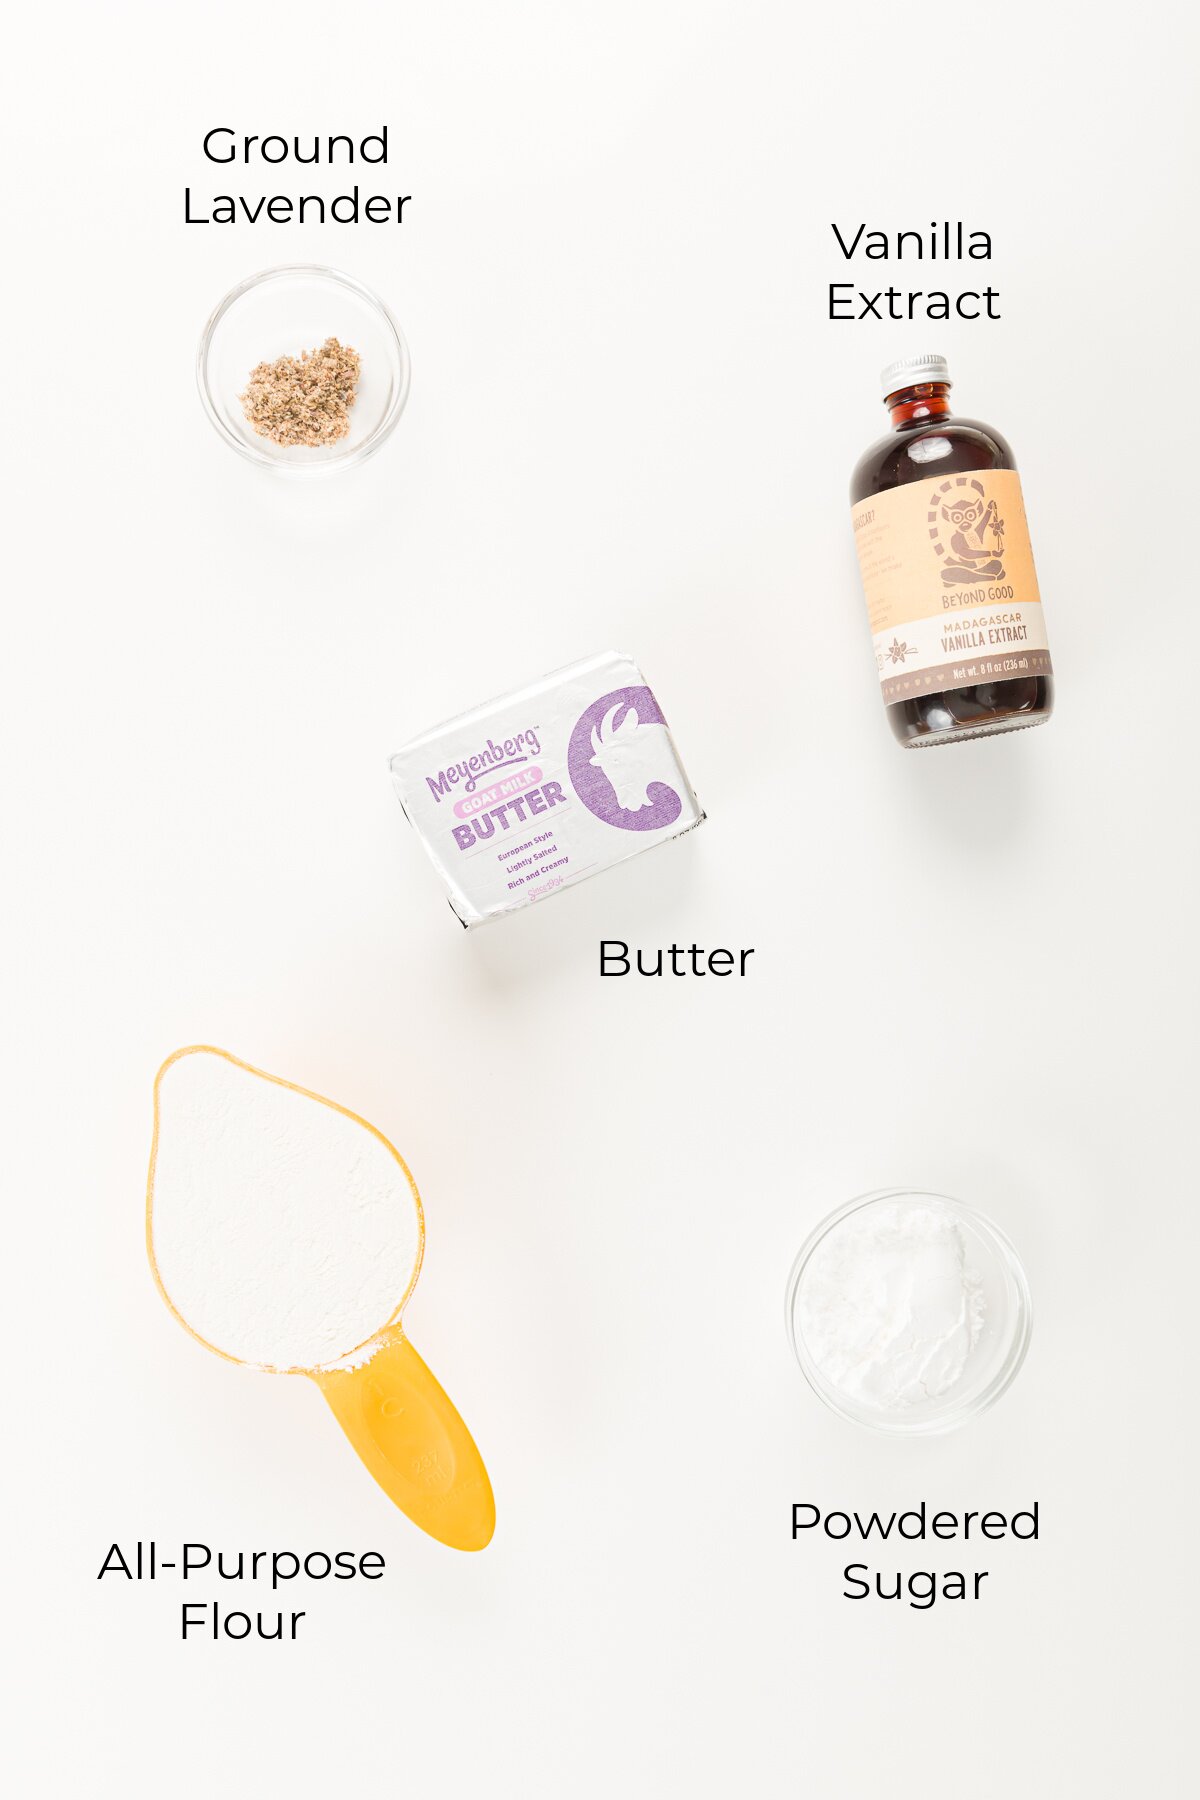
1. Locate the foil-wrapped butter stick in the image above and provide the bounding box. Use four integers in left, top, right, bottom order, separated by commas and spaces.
389, 652, 705, 928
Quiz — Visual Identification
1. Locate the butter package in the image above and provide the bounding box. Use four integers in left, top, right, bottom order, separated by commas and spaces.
390, 652, 705, 928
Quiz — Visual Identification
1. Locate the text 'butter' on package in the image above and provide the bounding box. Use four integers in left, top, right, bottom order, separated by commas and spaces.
389, 652, 705, 928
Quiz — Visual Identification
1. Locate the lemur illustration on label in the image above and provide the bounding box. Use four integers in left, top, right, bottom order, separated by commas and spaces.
928, 476, 1006, 586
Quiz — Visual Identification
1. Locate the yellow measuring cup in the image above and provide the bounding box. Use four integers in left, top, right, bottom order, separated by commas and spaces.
146, 1046, 494, 1551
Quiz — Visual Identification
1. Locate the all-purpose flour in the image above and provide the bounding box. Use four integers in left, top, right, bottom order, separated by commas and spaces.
150, 1049, 422, 1371
797, 1202, 985, 1410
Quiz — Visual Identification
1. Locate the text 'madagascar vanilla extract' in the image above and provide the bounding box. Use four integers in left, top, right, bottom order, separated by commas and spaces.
851, 354, 1053, 747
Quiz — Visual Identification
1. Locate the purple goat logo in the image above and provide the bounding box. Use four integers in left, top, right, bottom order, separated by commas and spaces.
567, 686, 683, 832
588, 702, 674, 812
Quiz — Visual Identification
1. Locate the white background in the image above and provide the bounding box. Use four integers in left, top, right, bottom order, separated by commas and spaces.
6, 2, 1198, 1793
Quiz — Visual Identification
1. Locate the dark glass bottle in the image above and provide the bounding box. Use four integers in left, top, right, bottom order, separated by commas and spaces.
851, 355, 1054, 747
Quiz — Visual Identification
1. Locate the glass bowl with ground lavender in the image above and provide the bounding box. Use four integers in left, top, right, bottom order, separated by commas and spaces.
198, 265, 410, 474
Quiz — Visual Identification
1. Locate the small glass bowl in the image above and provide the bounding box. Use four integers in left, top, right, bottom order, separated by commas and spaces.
197, 265, 411, 475
785, 1189, 1032, 1436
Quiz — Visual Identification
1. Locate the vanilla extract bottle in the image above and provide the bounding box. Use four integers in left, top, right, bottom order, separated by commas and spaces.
850, 354, 1053, 746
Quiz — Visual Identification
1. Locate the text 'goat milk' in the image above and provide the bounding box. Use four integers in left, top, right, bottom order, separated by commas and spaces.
389, 652, 705, 927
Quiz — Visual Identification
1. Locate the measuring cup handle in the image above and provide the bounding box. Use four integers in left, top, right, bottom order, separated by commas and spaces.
313, 1326, 494, 1550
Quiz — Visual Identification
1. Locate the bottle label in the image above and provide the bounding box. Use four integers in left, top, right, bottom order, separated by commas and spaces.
851, 469, 1051, 704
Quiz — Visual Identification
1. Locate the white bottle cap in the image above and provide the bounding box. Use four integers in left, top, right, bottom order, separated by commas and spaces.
881, 353, 950, 399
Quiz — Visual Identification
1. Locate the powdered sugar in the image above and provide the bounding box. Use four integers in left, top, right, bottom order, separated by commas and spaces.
796, 1201, 985, 1411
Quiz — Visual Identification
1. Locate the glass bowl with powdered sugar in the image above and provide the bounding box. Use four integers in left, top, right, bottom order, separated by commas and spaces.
197, 265, 411, 474
785, 1189, 1032, 1435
